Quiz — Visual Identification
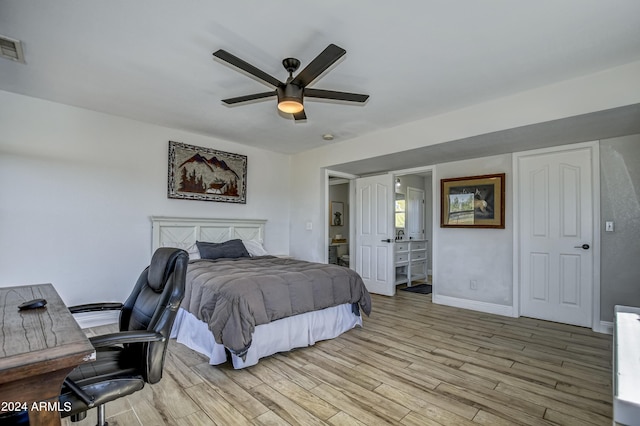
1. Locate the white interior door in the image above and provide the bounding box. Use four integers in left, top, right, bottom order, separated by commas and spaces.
406, 186, 425, 240
518, 145, 594, 327
355, 174, 395, 296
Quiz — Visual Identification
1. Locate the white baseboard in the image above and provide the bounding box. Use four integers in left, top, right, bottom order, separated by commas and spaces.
73, 311, 119, 329
433, 294, 516, 317
434, 294, 614, 334
597, 320, 613, 335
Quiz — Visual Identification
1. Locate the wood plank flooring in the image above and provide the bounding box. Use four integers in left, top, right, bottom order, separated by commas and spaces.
63, 291, 613, 425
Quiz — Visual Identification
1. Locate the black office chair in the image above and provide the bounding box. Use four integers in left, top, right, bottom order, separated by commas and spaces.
59, 247, 189, 426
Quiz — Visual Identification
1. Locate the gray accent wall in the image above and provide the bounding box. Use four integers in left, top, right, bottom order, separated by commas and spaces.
600, 134, 640, 322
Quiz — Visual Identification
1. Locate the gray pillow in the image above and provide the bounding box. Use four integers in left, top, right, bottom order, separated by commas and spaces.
196, 239, 250, 260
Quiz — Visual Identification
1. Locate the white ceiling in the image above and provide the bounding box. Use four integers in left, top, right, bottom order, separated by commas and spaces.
2, 1, 640, 155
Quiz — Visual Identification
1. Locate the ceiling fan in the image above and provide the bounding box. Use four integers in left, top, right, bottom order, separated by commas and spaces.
212, 44, 369, 121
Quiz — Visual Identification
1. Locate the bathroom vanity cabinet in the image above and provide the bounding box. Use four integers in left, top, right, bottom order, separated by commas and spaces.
394, 239, 427, 286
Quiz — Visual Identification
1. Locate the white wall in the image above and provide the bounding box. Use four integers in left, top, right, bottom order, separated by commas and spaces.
0, 90, 291, 305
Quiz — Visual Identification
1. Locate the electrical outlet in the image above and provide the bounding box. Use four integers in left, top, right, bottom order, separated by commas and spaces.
305, 222, 313, 231
470, 280, 478, 290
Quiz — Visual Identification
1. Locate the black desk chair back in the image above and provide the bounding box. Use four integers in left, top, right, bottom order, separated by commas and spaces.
60, 247, 189, 426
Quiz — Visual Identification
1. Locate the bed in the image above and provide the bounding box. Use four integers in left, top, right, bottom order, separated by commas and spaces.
151, 216, 371, 369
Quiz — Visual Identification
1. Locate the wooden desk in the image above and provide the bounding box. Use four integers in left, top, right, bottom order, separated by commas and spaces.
0, 284, 95, 426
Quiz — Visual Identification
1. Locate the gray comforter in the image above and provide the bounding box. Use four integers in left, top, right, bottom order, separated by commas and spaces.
181, 256, 372, 358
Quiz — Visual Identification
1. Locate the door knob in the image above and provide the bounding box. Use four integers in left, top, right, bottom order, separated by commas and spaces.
381, 239, 392, 243
573, 244, 590, 250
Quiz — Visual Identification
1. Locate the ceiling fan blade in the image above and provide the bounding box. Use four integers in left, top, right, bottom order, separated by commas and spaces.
304, 88, 369, 103
293, 110, 307, 121
221, 91, 276, 104
291, 44, 346, 87
213, 49, 283, 88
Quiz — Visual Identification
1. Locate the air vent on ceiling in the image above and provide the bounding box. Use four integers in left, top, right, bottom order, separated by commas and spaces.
0, 35, 25, 63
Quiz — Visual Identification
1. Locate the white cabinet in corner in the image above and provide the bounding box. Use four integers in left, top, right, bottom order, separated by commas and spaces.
394, 240, 427, 286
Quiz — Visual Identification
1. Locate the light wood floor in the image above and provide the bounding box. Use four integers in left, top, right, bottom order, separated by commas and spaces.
64, 291, 613, 425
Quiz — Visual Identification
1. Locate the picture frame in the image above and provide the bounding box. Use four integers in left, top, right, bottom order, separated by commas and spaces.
330, 201, 344, 226
168, 141, 247, 204
441, 173, 505, 228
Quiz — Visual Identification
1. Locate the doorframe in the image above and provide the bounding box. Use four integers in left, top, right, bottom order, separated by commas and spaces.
325, 169, 358, 265
512, 141, 602, 332
393, 165, 436, 292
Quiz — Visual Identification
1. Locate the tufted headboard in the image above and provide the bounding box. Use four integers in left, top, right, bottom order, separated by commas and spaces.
151, 216, 266, 253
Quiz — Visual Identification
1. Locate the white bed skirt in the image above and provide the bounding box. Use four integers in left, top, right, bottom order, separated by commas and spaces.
170, 303, 363, 369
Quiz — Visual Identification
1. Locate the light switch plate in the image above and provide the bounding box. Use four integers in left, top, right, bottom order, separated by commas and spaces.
606, 221, 614, 232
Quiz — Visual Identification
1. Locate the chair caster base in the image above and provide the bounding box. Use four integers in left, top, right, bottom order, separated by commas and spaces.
70, 411, 87, 422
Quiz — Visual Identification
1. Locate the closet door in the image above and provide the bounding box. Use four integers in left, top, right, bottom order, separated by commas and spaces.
518, 143, 595, 327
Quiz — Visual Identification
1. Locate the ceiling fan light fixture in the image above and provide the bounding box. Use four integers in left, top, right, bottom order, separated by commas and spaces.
278, 100, 304, 114
277, 85, 304, 114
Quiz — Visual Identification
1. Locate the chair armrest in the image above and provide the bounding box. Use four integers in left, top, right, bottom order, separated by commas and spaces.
63, 378, 95, 408
89, 330, 165, 348
68, 302, 123, 314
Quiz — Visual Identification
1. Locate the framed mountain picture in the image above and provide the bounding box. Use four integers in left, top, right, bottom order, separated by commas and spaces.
168, 141, 247, 203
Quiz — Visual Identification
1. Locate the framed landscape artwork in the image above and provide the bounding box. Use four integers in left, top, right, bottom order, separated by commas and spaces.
441, 173, 505, 228
168, 141, 247, 203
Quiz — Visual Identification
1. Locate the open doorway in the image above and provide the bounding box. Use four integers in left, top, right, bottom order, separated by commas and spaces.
394, 171, 433, 288
328, 176, 351, 267
323, 167, 434, 297
325, 170, 357, 268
